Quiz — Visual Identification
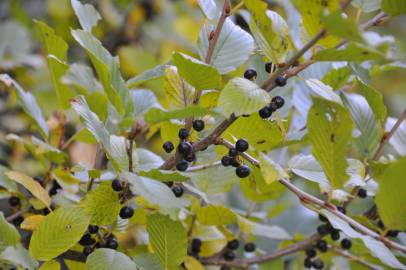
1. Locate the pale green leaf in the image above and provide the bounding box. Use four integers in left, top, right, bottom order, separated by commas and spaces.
38, 260, 60, 270
134, 254, 163, 270
314, 42, 386, 62
356, 78, 387, 124
131, 90, 160, 117
35, 21, 73, 109
381, 0, 406, 15
321, 11, 363, 43
321, 66, 351, 89
86, 249, 136, 270
218, 77, 270, 116
138, 169, 189, 183
0, 74, 49, 139
71, 0, 101, 32
173, 52, 221, 90
0, 244, 38, 270
164, 67, 195, 109
237, 216, 291, 240
305, 78, 342, 104
198, 18, 254, 74
352, 0, 381, 12
146, 213, 187, 270
0, 212, 20, 251
307, 98, 353, 189
29, 207, 90, 261
144, 106, 210, 124
62, 63, 102, 93
258, 152, 289, 184
0, 165, 18, 192
197, 0, 219, 20
126, 64, 168, 88
80, 183, 121, 226
134, 148, 164, 172
245, 0, 291, 62
196, 205, 237, 226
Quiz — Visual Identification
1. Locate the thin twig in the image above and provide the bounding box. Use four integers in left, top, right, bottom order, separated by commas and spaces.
330, 246, 383, 270
187, 161, 221, 172
6, 208, 29, 222
127, 139, 134, 172
216, 138, 260, 167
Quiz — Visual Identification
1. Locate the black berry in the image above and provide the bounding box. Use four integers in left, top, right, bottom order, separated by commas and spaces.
163, 141, 174, 153
305, 248, 316, 258
244, 242, 256, 252
192, 120, 205, 132
268, 102, 278, 112
304, 257, 312, 268
318, 214, 328, 222
119, 206, 134, 219
235, 139, 249, 152
221, 156, 233, 167
275, 76, 287, 86
230, 158, 240, 168
244, 69, 257, 80
312, 259, 324, 269
227, 239, 239, 250
386, 230, 399, 238
12, 216, 24, 226
223, 250, 235, 261
88, 225, 99, 234
176, 160, 189, 171
191, 238, 202, 253
184, 152, 196, 162
111, 179, 123, 192
236, 165, 250, 178
83, 246, 93, 256
330, 229, 340, 241
341, 238, 352, 250
259, 107, 272, 118
105, 238, 118, 249
316, 239, 328, 252
228, 148, 238, 157
272, 96, 285, 109
79, 233, 95, 246
178, 141, 192, 155
337, 206, 346, 215
357, 188, 367, 198
178, 128, 189, 140
317, 224, 332, 236
265, 62, 275, 73
172, 185, 184, 197
8, 196, 20, 207
377, 220, 385, 229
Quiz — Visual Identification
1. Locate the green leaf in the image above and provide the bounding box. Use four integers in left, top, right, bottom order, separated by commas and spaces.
35, 20, 74, 109
86, 249, 137, 270
0, 212, 20, 251
245, 0, 291, 63
29, 207, 90, 261
0, 74, 49, 139
381, 0, 406, 15
218, 77, 270, 116
126, 64, 168, 88
134, 148, 164, 171
131, 90, 160, 117
0, 165, 18, 192
321, 66, 351, 89
62, 63, 102, 93
71, 29, 132, 115
237, 216, 291, 240
146, 213, 187, 270
0, 244, 39, 270
172, 52, 221, 90
374, 157, 406, 230
31, 137, 67, 164
71, 0, 101, 32
352, 0, 381, 12
341, 93, 381, 159
144, 106, 210, 124
38, 260, 60, 270
80, 183, 121, 226
138, 169, 189, 183
258, 152, 289, 184
292, 0, 340, 47
134, 254, 163, 270
197, 0, 219, 20
307, 98, 353, 189
305, 78, 342, 104
356, 78, 387, 124
164, 67, 195, 109
198, 18, 254, 74
321, 11, 363, 43
196, 205, 237, 226
314, 42, 387, 62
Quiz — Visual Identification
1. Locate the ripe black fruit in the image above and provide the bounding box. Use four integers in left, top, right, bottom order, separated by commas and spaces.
223, 250, 235, 261
119, 206, 134, 219
312, 259, 324, 269
106, 238, 118, 249
184, 153, 196, 162
316, 239, 328, 252
377, 220, 385, 229
357, 188, 367, 198
259, 106, 272, 118
236, 165, 250, 178
304, 257, 312, 268
386, 230, 399, 237
178, 128, 189, 140
272, 96, 285, 109
176, 160, 189, 171
330, 229, 340, 241
79, 233, 95, 246
111, 179, 123, 192
305, 248, 316, 258
318, 214, 328, 222
163, 141, 174, 153
265, 62, 275, 73
336, 206, 346, 215
12, 216, 24, 226
230, 158, 240, 168
341, 238, 352, 250
235, 139, 249, 152
83, 246, 93, 256
191, 238, 202, 253
317, 224, 332, 236
275, 76, 287, 86
178, 141, 192, 155
221, 156, 233, 167
172, 185, 184, 197
193, 120, 205, 132
8, 196, 20, 207
88, 225, 99, 234
228, 148, 238, 157
244, 69, 257, 80
268, 102, 278, 112
244, 242, 256, 252
227, 239, 239, 250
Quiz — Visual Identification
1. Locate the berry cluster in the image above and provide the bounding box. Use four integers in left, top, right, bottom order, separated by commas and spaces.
79, 225, 118, 256
243, 62, 287, 87
111, 179, 135, 220
221, 139, 251, 178
258, 96, 285, 119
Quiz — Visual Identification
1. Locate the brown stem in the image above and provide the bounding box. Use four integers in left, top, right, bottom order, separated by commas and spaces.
127, 139, 134, 172
6, 208, 30, 222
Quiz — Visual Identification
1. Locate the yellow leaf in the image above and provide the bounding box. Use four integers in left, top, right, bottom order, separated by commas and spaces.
5, 171, 51, 208
184, 256, 204, 270
38, 260, 60, 270
21, 215, 45, 231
